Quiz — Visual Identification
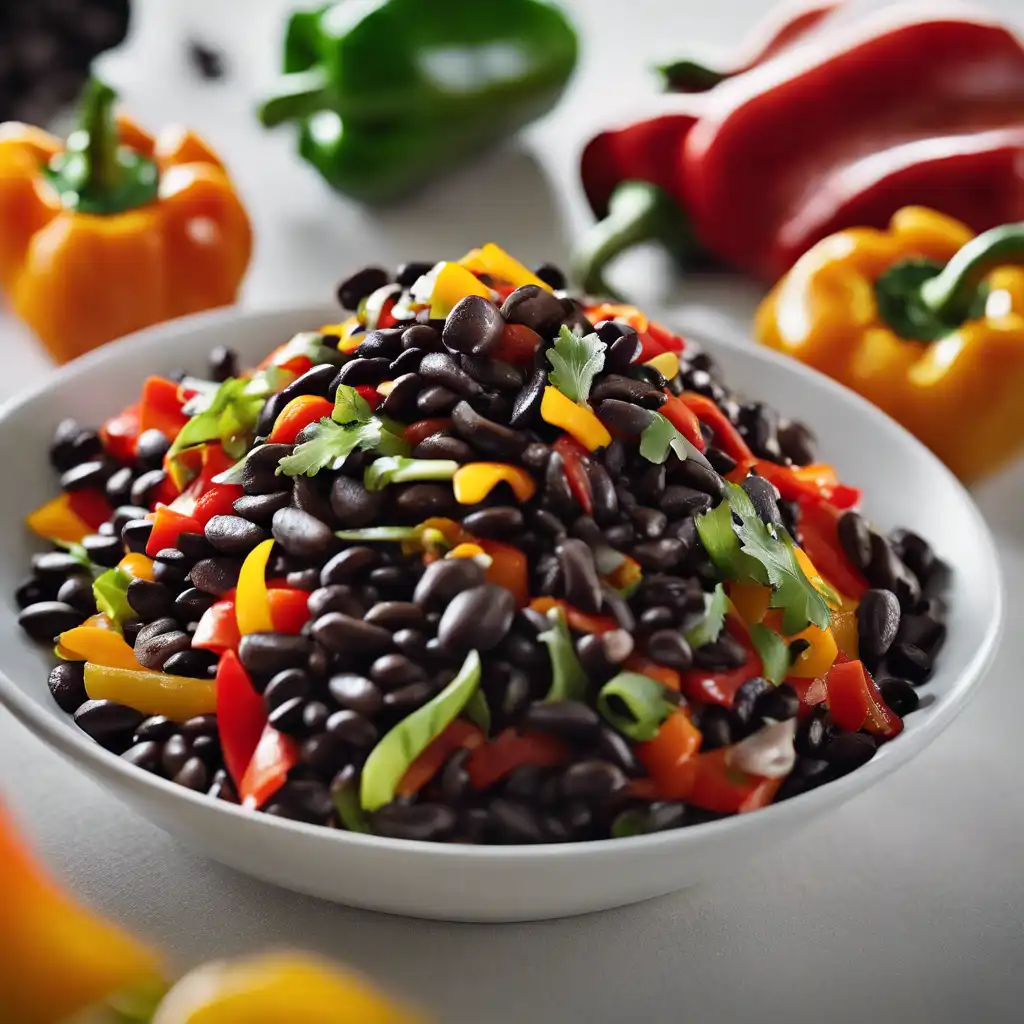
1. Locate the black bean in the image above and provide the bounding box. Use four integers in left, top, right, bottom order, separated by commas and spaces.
50, 420, 102, 473
232, 490, 291, 527
16, 576, 58, 609
630, 506, 667, 540
632, 538, 686, 570
130, 717, 177, 746
323, 708, 377, 748
271, 507, 334, 559
303, 586, 358, 622
591, 374, 666, 409
488, 798, 547, 844
645, 630, 693, 671
239, 633, 315, 677
595, 399, 655, 436
438, 583, 516, 652
886, 642, 933, 684
896, 612, 946, 657
412, 385, 455, 416
412, 557, 485, 609
879, 677, 920, 716
60, 459, 112, 493
774, 756, 831, 802
122, 740, 163, 773
527, 263, 562, 290
604, 331, 642, 374
326, 475, 382, 530
18, 601, 83, 642
658, 485, 710, 519
320, 546, 378, 586
442, 295, 504, 356
672, 458, 725, 499
183, 710, 218, 738
541, 452, 579, 520
523, 700, 601, 740
174, 588, 214, 623
337, 267, 389, 310
331, 356, 391, 389
134, 429, 170, 471
263, 696, 306, 736
47, 661, 87, 713
123, 578, 173, 621
866, 532, 920, 610
105, 466, 135, 506
502, 368, 546, 430
372, 803, 457, 842
777, 420, 816, 466
56, 575, 96, 616
123, 620, 144, 646
694, 633, 747, 671
521, 443, 553, 473
695, 705, 732, 751
30, 551, 86, 581
461, 354, 525, 392
825, 733, 877, 776
311, 612, 393, 656
381, 372, 424, 423
208, 344, 238, 382
457, 508, 522, 542
261, 670, 310, 712
837, 511, 872, 573
417, 353, 484, 404
326, 674, 381, 718
387, 348, 423, 379
561, 759, 629, 802
753, 683, 800, 723
74, 700, 145, 753
124, 469, 164, 507
200, 515, 264, 556
450, 401, 527, 461
858, 589, 902, 662
163, 649, 218, 678
362, 602, 424, 632
176, 533, 213, 563
738, 402, 781, 461
368, 652, 426, 690
282, 779, 336, 823
740, 475, 783, 527
556, 538, 602, 613
238, 444, 290, 496
189, 557, 241, 596
398, 325, 440, 354
731, 677, 773, 733
704, 446, 736, 475
171, 757, 209, 792
133, 619, 191, 671
497, 284, 563, 337
384, 681, 437, 712
794, 705, 830, 757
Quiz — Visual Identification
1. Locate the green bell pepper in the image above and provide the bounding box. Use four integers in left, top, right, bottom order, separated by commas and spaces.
258, 0, 579, 202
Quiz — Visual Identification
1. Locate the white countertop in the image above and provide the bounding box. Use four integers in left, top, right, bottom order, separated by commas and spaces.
2, 1, 1023, 1020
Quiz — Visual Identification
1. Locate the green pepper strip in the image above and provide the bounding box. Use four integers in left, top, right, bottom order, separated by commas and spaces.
360, 649, 482, 813
539, 608, 589, 703
596, 672, 676, 742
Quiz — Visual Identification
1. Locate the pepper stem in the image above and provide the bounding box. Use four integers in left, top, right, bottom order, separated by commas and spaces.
570, 181, 698, 300
78, 79, 121, 194
875, 222, 1024, 341
257, 68, 332, 128
657, 59, 727, 92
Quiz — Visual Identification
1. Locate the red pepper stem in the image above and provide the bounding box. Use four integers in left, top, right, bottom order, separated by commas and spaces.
920, 222, 1024, 324
570, 181, 697, 300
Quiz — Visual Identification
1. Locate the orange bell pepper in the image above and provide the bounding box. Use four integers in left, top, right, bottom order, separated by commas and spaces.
57, 618, 142, 670
636, 709, 703, 799
0, 801, 164, 1023
0, 81, 251, 363
528, 596, 618, 635
25, 493, 92, 544
478, 539, 529, 608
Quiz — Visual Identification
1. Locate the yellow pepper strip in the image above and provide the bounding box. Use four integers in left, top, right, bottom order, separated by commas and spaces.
540, 386, 612, 451
320, 317, 363, 354
794, 547, 842, 611
25, 493, 91, 544
645, 351, 679, 380
429, 262, 491, 319
0, 802, 165, 1024
830, 604, 859, 659
757, 206, 1024, 482
58, 622, 142, 670
119, 552, 156, 582
460, 242, 553, 292
151, 953, 425, 1024
84, 663, 217, 720
236, 538, 274, 635
446, 542, 490, 563
453, 463, 536, 504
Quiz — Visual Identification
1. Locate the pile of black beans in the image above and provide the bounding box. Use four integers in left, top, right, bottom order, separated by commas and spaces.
15, 259, 949, 844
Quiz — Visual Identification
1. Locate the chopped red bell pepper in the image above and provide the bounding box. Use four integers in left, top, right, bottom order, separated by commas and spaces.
397, 720, 485, 798
636, 710, 703, 799
239, 724, 299, 810
645, 320, 686, 353
466, 729, 570, 791
268, 395, 334, 444
795, 498, 869, 599
192, 600, 241, 653
267, 588, 311, 635
528, 597, 618, 636
681, 392, 755, 468
787, 674, 828, 714
478, 540, 529, 608
216, 650, 267, 787
755, 461, 863, 512
377, 295, 398, 330
99, 403, 141, 464
661, 394, 706, 452
145, 506, 202, 557
138, 375, 189, 440
65, 489, 112, 532
552, 434, 593, 516
403, 418, 453, 447
687, 748, 782, 813
355, 384, 383, 410
825, 659, 903, 738
192, 483, 245, 527
494, 323, 543, 365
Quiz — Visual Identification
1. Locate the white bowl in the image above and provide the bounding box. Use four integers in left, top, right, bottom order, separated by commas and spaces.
0, 305, 1003, 922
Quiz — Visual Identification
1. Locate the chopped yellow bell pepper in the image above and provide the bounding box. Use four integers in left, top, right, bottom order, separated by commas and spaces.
460, 242, 553, 292
236, 538, 274, 635
58, 619, 142, 670
151, 953, 425, 1024
25, 493, 91, 544
446, 542, 490, 562
320, 317, 363, 354
0, 801, 165, 1024
729, 581, 771, 626
830, 606, 859, 659
429, 262, 491, 319
119, 552, 156, 581
645, 351, 679, 381
453, 463, 536, 504
84, 663, 217, 720
540, 386, 612, 451
757, 206, 1024, 482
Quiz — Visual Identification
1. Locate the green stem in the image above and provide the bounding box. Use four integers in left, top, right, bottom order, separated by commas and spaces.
919, 223, 1024, 323
79, 79, 120, 194
257, 67, 333, 128
657, 59, 727, 93
570, 181, 698, 300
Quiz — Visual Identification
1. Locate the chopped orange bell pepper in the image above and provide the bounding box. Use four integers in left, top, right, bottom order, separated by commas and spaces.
540, 386, 612, 451
636, 710, 703, 800
25, 494, 91, 544
453, 463, 536, 504
84, 663, 217, 720
529, 596, 618, 635
118, 552, 156, 582
236, 538, 275, 635
0, 82, 251, 364
57, 620, 142, 670
478, 539, 529, 608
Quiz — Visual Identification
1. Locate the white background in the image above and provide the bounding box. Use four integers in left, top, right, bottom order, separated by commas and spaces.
2, 1, 1023, 1020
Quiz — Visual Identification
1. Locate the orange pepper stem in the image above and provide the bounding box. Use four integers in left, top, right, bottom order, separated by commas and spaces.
44, 79, 159, 215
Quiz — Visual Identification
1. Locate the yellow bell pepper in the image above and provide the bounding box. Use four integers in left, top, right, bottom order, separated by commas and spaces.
429, 261, 491, 319
757, 207, 1024, 482
0, 801, 165, 1024
151, 953, 425, 1024
25, 493, 91, 544
321, 316, 363, 354
540, 386, 612, 451
119, 552, 156, 581
236, 538, 274, 635
645, 351, 679, 381
453, 462, 536, 504
57, 617, 142, 670
459, 242, 553, 292
84, 663, 217, 720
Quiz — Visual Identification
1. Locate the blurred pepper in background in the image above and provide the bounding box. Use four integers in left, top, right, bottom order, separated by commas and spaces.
0, 81, 252, 364
757, 207, 1024, 483
258, 0, 578, 203
574, 4, 1024, 298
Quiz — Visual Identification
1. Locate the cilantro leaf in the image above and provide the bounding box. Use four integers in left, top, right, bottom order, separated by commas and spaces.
332, 384, 374, 425
277, 418, 410, 478
685, 583, 729, 649
695, 499, 765, 583
363, 456, 459, 492
546, 326, 606, 404
93, 567, 134, 627
639, 412, 694, 465
749, 624, 791, 685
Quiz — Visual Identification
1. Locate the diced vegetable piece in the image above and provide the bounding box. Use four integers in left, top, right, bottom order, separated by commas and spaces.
58, 623, 141, 670
236, 539, 275, 635
466, 729, 570, 790
540, 387, 612, 451
636, 710, 703, 799
239, 724, 300, 810
84, 663, 216, 720
452, 463, 536, 504
396, 721, 484, 798
268, 395, 334, 444
216, 650, 267, 786
25, 494, 91, 544
145, 507, 201, 558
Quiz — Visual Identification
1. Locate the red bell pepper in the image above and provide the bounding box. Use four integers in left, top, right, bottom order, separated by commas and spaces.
403, 418, 453, 447
376, 295, 398, 330
687, 748, 782, 813
787, 673, 828, 713
680, 619, 762, 707
660, 394, 706, 451
528, 597, 618, 636
466, 729, 571, 791
138, 375, 189, 440
192, 600, 241, 653
825, 658, 903, 738
397, 721, 485, 799
636, 709, 703, 799
145, 506, 202, 557
623, 655, 681, 691
267, 395, 334, 445
267, 588, 311, 635
356, 384, 383, 410
755, 460, 862, 511
494, 323, 542, 365
216, 650, 267, 787
796, 497, 869, 599
576, 8, 1024, 294
680, 392, 754, 468
65, 489, 112, 532
239, 724, 299, 810
552, 434, 593, 516
478, 540, 529, 608
193, 483, 245, 526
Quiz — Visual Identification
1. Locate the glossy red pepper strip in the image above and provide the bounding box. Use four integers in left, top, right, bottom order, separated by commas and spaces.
192, 600, 241, 653
100, 404, 141, 464
825, 659, 903, 738
239, 724, 299, 810
552, 435, 594, 516
680, 392, 755, 467
356, 384, 383, 410
397, 721, 485, 798
145, 507, 201, 557
138, 375, 189, 440
66, 490, 112, 531
466, 730, 571, 791
192, 483, 245, 526
661, 394, 706, 452
796, 497, 869, 599
216, 650, 267, 787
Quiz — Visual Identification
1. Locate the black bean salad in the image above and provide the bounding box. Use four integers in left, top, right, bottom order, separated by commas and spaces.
17, 244, 949, 843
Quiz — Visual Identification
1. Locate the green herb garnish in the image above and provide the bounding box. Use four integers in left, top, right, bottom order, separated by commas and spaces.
684, 583, 728, 650
546, 325, 606, 404
639, 411, 694, 465
331, 383, 374, 425
749, 623, 791, 685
